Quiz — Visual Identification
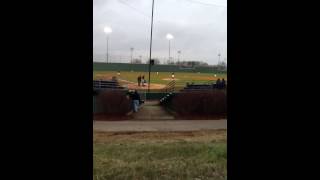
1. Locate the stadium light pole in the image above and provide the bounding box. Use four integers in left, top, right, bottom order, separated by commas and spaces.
217, 52, 222, 71
166, 33, 174, 64
177, 50, 181, 64
130, 47, 134, 64
148, 0, 155, 93
104, 26, 112, 63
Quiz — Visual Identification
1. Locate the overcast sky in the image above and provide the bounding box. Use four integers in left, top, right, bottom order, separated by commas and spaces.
93, 0, 227, 65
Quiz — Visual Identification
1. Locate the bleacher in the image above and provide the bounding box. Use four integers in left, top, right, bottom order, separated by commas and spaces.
181, 84, 213, 91
160, 81, 227, 105
93, 79, 126, 92
181, 82, 226, 92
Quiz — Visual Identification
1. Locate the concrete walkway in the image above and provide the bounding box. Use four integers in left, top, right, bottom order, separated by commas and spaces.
132, 101, 175, 120
93, 120, 227, 132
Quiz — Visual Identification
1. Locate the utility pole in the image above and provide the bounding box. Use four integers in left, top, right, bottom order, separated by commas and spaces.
130, 47, 134, 64
104, 26, 112, 63
177, 50, 181, 65
106, 36, 109, 63
148, 0, 155, 93
169, 40, 171, 63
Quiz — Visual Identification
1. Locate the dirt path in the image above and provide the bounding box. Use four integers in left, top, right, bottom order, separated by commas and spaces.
94, 130, 227, 143
93, 119, 227, 132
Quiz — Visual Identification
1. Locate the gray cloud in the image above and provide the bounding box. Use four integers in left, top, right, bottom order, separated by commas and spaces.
93, 0, 227, 65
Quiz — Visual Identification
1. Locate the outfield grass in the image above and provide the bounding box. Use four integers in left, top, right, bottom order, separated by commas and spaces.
94, 130, 227, 180
93, 71, 227, 86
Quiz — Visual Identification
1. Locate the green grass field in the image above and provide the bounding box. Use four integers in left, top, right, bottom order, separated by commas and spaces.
93, 71, 227, 86
94, 130, 227, 180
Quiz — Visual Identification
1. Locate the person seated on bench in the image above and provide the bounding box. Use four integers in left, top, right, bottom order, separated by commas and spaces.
221, 78, 226, 89
215, 78, 221, 89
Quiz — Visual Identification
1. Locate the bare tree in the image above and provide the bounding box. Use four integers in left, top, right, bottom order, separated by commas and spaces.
153, 58, 161, 64
132, 58, 142, 64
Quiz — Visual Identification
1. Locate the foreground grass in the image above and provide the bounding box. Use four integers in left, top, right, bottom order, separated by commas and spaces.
94, 130, 227, 180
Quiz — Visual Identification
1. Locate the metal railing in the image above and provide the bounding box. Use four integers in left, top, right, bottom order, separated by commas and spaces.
163, 80, 176, 93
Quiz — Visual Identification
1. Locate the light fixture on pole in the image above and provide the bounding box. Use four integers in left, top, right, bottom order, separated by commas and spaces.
104, 26, 112, 63
218, 52, 221, 65
166, 33, 174, 64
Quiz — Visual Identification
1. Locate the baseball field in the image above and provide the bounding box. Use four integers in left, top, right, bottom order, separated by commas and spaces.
93, 71, 227, 90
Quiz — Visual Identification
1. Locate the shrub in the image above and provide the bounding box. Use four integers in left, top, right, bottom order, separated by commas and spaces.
96, 90, 131, 115
171, 90, 227, 116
